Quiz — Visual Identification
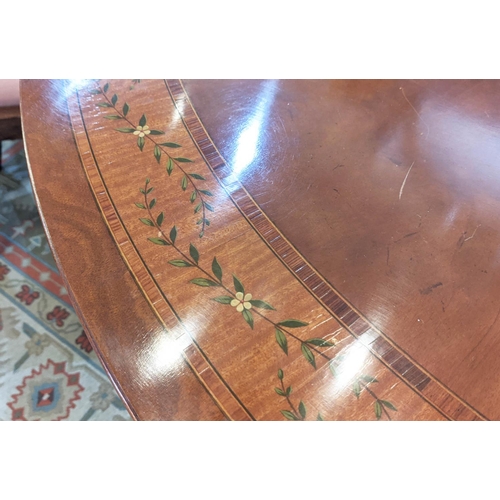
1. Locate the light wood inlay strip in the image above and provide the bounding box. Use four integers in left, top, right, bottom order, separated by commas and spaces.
67, 92, 253, 421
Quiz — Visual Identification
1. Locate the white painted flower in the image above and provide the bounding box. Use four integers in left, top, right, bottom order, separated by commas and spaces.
231, 292, 252, 312
133, 125, 151, 137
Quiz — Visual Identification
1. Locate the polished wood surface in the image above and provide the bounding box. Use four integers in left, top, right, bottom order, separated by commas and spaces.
20, 80, 226, 420
19, 79, 500, 420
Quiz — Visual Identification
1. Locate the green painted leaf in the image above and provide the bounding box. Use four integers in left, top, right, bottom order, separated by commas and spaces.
212, 257, 223, 282
189, 173, 205, 180
164, 159, 173, 177
380, 400, 397, 411
274, 388, 285, 396
149, 198, 156, 209
190, 191, 197, 203
189, 243, 199, 264
115, 127, 136, 133
375, 401, 382, 420
157, 212, 164, 227
306, 338, 335, 347
134, 203, 145, 209
298, 401, 307, 419
103, 83, 109, 93
286, 386, 292, 396
317, 413, 324, 421
275, 328, 288, 355
149, 130, 165, 135
181, 175, 188, 191
190, 278, 219, 287
199, 189, 213, 196
242, 309, 254, 329
148, 237, 168, 245
281, 410, 298, 421
139, 218, 154, 226
174, 157, 193, 163
329, 361, 337, 377
199, 231, 204, 238
154, 145, 161, 163
194, 203, 202, 213
168, 260, 192, 267
204, 202, 214, 212
204, 219, 211, 226
139, 188, 145, 194
146, 187, 154, 194
360, 375, 378, 384
301, 344, 316, 369
111, 94, 118, 106
233, 275, 244, 294
104, 115, 122, 120
278, 319, 309, 328
277, 369, 284, 380
159, 142, 181, 148
145, 178, 150, 184
212, 296, 232, 304
97, 102, 112, 108
249, 300, 275, 310
353, 381, 361, 399
139, 114, 147, 127
90, 89, 102, 95
196, 219, 203, 225
123, 102, 129, 116
169, 225, 177, 243
137, 136, 145, 151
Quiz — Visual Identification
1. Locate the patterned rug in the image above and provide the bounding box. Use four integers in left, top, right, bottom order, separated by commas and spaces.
0, 140, 131, 420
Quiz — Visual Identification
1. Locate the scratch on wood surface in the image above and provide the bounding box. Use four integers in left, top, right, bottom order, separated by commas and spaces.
419, 282, 443, 295
325, 327, 344, 344
277, 115, 287, 138
458, 224, 481, 249
388, 157, 402, 166
464, 225, 481, 243
400, 86, 430, 139
399, 161, 415, 201
394, 231, 419, 243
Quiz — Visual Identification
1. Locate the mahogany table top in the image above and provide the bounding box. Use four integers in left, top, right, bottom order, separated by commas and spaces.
19, 79, 500, 420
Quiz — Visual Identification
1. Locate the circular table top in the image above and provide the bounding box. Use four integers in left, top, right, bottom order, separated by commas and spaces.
19, 79, 500, 420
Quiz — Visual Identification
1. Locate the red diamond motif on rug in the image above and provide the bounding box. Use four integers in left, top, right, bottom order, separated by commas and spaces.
7, 359, 84, 420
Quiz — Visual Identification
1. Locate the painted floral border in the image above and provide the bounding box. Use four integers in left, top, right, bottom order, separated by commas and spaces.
91, 82, 213, 238
89, 81, 398, 421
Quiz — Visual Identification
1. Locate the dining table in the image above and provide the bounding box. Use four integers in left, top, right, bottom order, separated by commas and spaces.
18, 79, 500, 421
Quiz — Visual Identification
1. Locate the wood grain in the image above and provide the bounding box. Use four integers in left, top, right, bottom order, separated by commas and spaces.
20, 78, 496, 420
21, 80, 226, 420
72, 80, 447, 420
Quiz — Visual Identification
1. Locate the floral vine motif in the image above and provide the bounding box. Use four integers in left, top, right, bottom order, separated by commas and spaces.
352, 374, 398, 420
130, 79, 141, 90
91, 82, 213, 238
136, 179, 399, 421
275, 369, 323, 421
330, 360, 398, 420
137, 178, 333, 364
